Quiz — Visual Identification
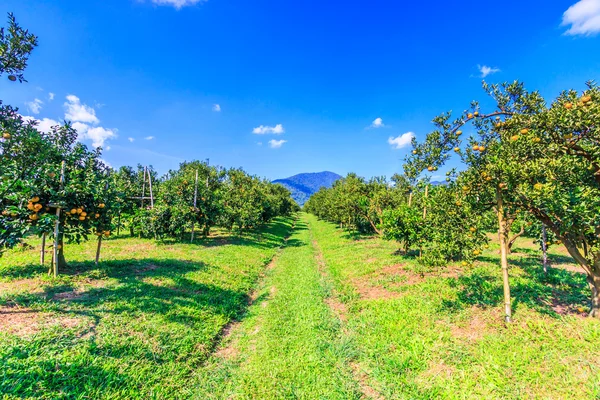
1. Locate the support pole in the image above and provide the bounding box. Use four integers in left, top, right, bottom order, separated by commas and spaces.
40, 233, 46, 265
541, 225, 549, 274
191, 169, 199, 243
52, 161, 66, 277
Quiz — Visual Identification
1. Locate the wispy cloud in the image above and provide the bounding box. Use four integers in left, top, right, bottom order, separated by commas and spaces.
562, 0, 600, 35
388, 132, 415, 149
128, 137, 135, 142
477, 65, 500, 78
48, 92, 55, 101
212, 104, 221, 112
149, 0, 208, 9
26, 98, 43, 114
370, 117, 384, 128
253, 124, 285, 135
145, 136, 155, 140
268, 139, 287, 149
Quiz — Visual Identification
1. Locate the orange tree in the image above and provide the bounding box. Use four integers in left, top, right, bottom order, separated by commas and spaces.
152, 160, 225, 239
26, 123, 114, 270
380, 179, 488, 267
406, 80, 600, 319
0, 12, 39, 253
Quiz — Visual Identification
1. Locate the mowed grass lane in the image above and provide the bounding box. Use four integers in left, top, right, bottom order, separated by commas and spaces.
0, 217, 294, 399
194, 217, 361, 399
307, 213, 600, 399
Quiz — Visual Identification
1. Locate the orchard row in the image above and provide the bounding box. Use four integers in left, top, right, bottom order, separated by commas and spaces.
306, 81, 600, 320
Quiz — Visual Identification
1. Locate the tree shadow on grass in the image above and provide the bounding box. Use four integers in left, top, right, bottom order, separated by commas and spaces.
441, 254, 589, 318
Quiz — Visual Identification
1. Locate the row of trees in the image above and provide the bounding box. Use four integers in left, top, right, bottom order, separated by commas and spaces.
306, 82, 600, 320
0, 13, 297, 275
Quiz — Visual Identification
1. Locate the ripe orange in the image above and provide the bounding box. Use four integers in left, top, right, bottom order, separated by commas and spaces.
76, 208, 83, 214
582, 95, 592, 103
565, 102, 573, 109
473, 249, 480, 256
27, 203, 34, 211
98, 203, 105, 209
472, 145, 479, 151
564, 133, 573, 139
456, 130, 463, 136
534, 183, 543, 191
30, 196, 40, 203
412, 150, 417, 154
520, 128, 528, 134
467, 113, 473, 119
469, 227, 476, 232
78, 216, 85, 221
70, 208, 77, 214
478, 146, 485, 151
473, 111, 479, 117
461, 261, 468, 266
454, 147, 460, 152
81, 211, 87, 217
510, 135, 519, 141
2, 132, 11, 139
427, 166, 434, 171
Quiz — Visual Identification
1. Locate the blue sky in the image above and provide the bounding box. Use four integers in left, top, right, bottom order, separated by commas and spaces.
1, 0, 600, 181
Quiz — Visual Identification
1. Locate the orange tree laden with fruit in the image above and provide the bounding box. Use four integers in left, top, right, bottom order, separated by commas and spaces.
0, 13, 41, 253
406, 80, 600, 319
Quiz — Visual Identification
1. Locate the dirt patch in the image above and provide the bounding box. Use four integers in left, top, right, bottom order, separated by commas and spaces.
365, 258, 378, 264
135, 264, 160, 274
352, 264, 463, 300
449, 306, 501, 342
350, 362, 384, 400
0, 306, 84, 336
0, 278, 44, 293
541, 295, 588, 317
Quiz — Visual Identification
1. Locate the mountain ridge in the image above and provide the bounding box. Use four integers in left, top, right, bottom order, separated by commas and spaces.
273, 171, 342, 206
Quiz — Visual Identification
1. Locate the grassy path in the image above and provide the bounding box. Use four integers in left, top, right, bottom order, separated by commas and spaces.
195, 216, 361, 399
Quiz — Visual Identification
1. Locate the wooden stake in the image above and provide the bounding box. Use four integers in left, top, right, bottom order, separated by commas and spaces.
541, 225, 549, 274
52, 161, 66, 277
147, 168, 154, 208
408, 191, 413, 207
422, 184, 429, 219
141, 166, 146, 209
191, 169, 199, 243
40, 232, 46, 265
496, 187, 512, 323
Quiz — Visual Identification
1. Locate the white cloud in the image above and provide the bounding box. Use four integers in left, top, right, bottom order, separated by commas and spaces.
212, 104, 221, 112
268, 139, 287, 149
71, 122, 117, 148
253, 124, 285, 135
145, 136, 155, 140
48, 92, 55, 101
64, 94, 99, 124
562, 0, 600, 35
370, 117, 384, 128
478, 65, 500, 78
21, 116, 60, 133
128, 137, 135, 142
26, 98, 43, 114
257, 142, 263, 146
150, 0, 207, 9
388, 132, 415, 149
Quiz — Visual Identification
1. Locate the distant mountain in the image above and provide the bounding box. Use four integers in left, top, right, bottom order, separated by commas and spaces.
273, 171, 342, 206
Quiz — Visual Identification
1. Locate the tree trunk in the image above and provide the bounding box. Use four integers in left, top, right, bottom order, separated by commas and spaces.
95, 236, 102, 266
588, 272, 600, 318
541, 225, 549, 274
507, 223, 525, 254
496, 189, 512, 323
56, 234, 67, 271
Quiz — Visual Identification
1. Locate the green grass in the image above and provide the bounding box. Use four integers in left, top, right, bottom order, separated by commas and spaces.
0, 217, 295, 399
306, 213, 600, 399
1, 213, 599, 399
